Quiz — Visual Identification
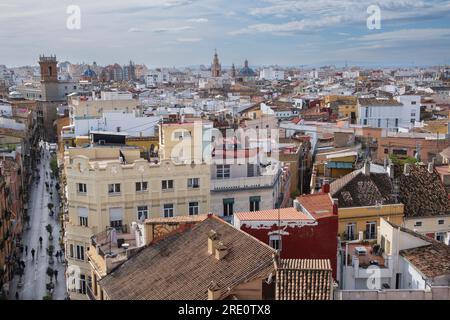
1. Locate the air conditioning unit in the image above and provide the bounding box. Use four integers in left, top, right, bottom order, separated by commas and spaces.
354, 246, 367, 256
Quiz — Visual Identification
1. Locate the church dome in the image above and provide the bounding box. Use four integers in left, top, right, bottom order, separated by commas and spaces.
83, 67, 97, 78
239, 59, 255, 77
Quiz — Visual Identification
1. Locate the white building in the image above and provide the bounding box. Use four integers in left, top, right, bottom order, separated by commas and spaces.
357, 98, 403, 130
339, 218, 450, 293
259, 68, 285, 81
394, 95, 421, 127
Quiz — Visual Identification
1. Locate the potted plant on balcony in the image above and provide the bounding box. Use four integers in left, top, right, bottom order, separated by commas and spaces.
46, 224, 53, 241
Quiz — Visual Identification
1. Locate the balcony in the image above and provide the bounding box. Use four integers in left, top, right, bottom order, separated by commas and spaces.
211, 172, 280, 192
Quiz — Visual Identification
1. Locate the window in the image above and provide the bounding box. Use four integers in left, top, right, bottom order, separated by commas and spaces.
110, 219, 122, 230
377, 119, 381, 128
137, 206, 148, 220
250, 196, 261, 212
79, 216, 88, 227
77, 183, 87, 193
76, 245, 84, 261
363, 119, 367, 125
135, 181, 148, 192
216, 165, 231, 179
223, 198, 234, 217
346, 223, 356, 240
163, 204, 174, 217
414, 221, 422, 227
365, 107, 369, 117
109, 208, 123, 230
108, 183, 121, 194
395, 118, 399, 127
411, 101, 417, 105
269, 235, 281, 251
162, 180, 174, 190
384, 148, 389, 154
365, 221, 376, 239
78, 207, 88, 227
188, 202, 199, 215
69, 244, 74, 258
187, 178, 200, 189
79, 274, 86, 295
411, 112, 416, 117
438, 219, 444, 225
436, 232, 445, 242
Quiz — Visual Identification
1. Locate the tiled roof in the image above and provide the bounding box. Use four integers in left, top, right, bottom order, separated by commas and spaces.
385, 220, 450, 279
276, 259, 333, 300
99, 215, 276, 300
400, 242, 450, 279
330, 170, 396, 208
358, 98, 402, 106
144, 214, 209, 224
234, 207, 311, 221
296, 193, 334, 218
399, 164, 450, 217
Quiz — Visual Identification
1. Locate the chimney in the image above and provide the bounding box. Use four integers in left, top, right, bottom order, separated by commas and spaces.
215, 241, 228, 260
363, 160, 370, 176
428, 158, 435, 174
321, 179, 330, 193
403, 163, 410, 176
332, 198, 339, 216
207, 281, 221, 300
208, 229, 218, 255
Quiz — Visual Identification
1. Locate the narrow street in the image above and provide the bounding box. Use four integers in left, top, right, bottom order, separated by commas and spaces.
9, 142, 66, 300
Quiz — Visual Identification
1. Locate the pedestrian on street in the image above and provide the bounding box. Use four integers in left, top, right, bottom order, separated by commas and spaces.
25, 246, 28, 256
39, 236, 43, 247
54, 270, 58, 282
31, 248, 35, 260
15, 292, 19, 300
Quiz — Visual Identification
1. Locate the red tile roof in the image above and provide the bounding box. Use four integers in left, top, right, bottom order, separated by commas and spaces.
234, 207, 310, 221
297, 193, 334, 218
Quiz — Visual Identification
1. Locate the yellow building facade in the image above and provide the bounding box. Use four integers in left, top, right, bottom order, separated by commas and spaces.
63, 145, 211, 299
338, 203, 404, 241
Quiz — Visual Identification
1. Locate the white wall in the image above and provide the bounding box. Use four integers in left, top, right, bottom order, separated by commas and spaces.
74, 112, 160, 137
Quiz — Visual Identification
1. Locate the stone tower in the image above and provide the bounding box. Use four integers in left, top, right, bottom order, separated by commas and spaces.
231, 63, 236, 78
39, 55, 58, 82
211, 50, 221, 77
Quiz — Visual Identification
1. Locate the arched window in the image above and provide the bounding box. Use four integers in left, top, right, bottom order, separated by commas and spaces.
48, 66, 53, 76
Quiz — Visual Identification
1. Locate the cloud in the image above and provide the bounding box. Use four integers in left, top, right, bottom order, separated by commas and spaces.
176, 37, 202, 42
128, 28, 144, 33
232, 0, 450, 35
354, 28, 450, 42
153, 26, 194, 33
187, 18, 208, 23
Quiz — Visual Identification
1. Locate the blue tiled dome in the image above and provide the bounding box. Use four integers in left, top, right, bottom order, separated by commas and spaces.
83, 67, 97, 78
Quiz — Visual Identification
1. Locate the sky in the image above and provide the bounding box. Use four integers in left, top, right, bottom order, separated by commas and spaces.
1, 0, 450, 68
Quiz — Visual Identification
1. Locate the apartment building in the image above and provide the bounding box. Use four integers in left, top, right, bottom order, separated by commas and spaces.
339, 218, 450, 294
63, 144, 210, 299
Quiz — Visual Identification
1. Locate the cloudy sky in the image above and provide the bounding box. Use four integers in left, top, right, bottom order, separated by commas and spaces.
1, 0, 450, 67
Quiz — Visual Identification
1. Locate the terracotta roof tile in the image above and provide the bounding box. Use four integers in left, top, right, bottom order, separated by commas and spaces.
276, 259, 333, 300
234, 207, 311, 221
399, 164, 450, 217
99, 216, 276, 300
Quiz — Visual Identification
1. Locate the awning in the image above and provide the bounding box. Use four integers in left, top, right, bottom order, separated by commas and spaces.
109, 208, 123, 221
77, 207, 88, 218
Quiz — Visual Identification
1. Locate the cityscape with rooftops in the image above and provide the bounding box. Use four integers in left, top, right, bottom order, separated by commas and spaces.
1, 0, 450, 306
